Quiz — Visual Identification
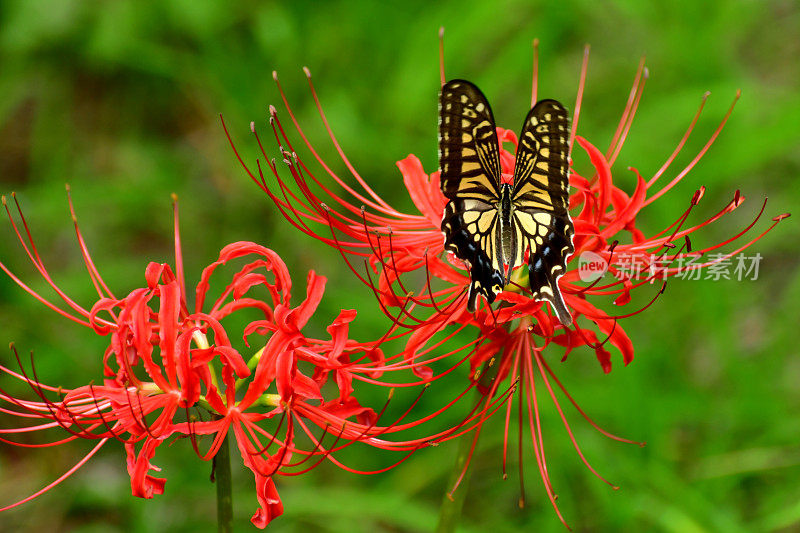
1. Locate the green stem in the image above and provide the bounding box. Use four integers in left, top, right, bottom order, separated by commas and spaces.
435, 427, 477, 533
215, 431, 233, 533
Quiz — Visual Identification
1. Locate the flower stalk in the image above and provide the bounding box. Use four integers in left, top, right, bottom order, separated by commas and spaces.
437, 343, 505, 533
215, 429, 234, 533
435, 426, 476, 533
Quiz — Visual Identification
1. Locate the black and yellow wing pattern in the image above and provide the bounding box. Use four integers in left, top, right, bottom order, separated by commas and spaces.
439, 80, 506, 312
511, 99, 575, 325
438, 79, 575, 325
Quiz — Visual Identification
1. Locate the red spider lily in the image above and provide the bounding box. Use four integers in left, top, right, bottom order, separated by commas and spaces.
224, 41, 788, 374
1, 188, 534, 527
1, 190, 503, 527
222, 35, 790, 529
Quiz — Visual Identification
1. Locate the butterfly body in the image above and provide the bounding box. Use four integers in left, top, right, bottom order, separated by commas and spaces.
438, 79, 575, 325
499, 183, 514, 268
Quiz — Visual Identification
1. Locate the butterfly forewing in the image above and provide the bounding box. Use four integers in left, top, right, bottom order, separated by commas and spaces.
512, 99, 571, 212
511, 99, 575, 326
439, 80, 505, 311
439, 80, 502, 201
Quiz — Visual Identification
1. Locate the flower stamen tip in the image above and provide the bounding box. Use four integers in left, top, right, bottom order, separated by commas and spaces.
272, 70, 278, 81
303, 66, 311, 78
250, 121, 255, 133
773, 213, 791, 222
269, 105, 277, 116
438, 26, 444, 38
691, 186, 706, 205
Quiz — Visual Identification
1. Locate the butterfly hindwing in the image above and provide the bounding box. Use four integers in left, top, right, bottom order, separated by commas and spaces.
439, 80, 505, 311
441, 200, 505, 312
511, 99, 575, 326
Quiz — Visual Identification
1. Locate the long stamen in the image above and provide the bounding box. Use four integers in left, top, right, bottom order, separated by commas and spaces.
271, 72, 402, 218
644, 90, 741, 207
65, 186, 117, 302
569, 44, 590, 150
1, 195, 96, 326
517, 373, 527, 507
532, 347, 619, 489
303, 67, 403, 215
0, 438, 108, 512
606, 57, 646, 160
648, 91, 710, 188
607, 66, 648, 166
502, 336, 524, 479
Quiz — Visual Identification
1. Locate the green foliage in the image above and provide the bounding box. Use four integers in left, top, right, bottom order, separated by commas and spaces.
1, 0, 798, 531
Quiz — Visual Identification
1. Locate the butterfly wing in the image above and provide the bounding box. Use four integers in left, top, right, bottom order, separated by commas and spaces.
439, 80, 505, 312
511, 99, 575, 326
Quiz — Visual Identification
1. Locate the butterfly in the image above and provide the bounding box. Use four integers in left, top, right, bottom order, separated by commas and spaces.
438, 79, 575, 326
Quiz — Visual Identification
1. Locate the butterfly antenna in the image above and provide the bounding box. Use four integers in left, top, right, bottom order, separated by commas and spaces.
531, 38, 539, 107
439, 27, 446, 87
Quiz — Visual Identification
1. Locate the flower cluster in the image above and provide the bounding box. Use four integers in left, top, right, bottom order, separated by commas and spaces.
1, 37, 789, 530
220, 39, 788, 525
0, 192, 499, 527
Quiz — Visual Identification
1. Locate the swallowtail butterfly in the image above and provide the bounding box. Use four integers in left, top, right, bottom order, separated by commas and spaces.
438, 79, 574, 325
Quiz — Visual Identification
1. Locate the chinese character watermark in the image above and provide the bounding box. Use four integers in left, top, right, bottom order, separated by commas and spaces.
577, 251, 764, 282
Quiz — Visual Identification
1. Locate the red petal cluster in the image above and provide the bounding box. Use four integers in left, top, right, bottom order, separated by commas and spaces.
2, 42, 790, 530
228, 61, 785, 376
220, 47, 788, 526
1, 193, 480, 527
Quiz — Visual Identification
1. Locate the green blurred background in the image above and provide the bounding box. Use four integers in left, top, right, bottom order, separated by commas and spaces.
1, 0, 798, 531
